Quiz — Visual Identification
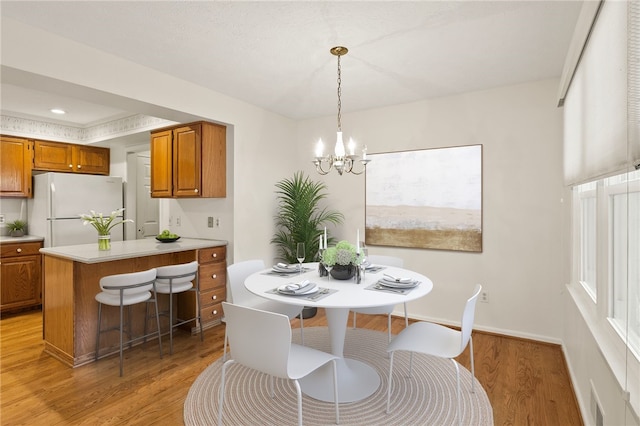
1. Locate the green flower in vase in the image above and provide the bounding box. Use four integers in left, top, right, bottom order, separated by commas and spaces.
321, 240, 362, 266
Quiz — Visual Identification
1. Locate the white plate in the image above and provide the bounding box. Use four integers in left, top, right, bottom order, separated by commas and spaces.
381, 276, 414, 284
272, 265, 299, 273
277, 284, 318, 295
378, 280, 418, 289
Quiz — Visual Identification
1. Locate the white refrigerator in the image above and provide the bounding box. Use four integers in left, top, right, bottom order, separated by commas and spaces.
28, 173, 124, 248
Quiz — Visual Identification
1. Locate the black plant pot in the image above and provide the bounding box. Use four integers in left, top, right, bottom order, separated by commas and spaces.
300, 306, 317, 319
330, 264, 356, 280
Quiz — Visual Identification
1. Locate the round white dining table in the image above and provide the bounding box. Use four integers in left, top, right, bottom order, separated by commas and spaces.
244, 262, 433, 403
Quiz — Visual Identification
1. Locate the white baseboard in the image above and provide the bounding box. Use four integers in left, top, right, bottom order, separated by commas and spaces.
391, 310, 563, 345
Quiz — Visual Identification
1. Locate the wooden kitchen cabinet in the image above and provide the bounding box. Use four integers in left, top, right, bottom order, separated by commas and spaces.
0, 241, 42, 313
150, 121, 226, 198
149, 130, 173, 197
0, 136, 33, 198
178, 245, 227, 331
33, 140, 110, 175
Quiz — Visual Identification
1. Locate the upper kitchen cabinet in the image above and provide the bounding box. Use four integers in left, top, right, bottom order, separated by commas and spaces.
0, 136, 33, 198
150, 121, 226, 198
33, 140, 110, 175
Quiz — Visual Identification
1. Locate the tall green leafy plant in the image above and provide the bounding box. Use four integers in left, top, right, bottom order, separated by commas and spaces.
271, 171, 344, 263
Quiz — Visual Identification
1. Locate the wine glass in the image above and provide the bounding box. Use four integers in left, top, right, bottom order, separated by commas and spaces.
324, 262, 333, 280
296, 242, 306, 274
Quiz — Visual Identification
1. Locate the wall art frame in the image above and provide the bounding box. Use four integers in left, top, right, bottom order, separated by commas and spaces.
365, 144, 483, 252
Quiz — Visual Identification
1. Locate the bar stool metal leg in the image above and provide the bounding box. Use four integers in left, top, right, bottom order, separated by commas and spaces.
94, 268, 162, 377
154, 261, 201, 355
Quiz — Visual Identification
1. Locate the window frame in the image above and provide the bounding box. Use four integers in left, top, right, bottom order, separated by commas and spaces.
603, 173, 640, 359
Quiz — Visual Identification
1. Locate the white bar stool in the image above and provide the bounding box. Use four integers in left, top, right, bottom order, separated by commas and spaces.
153, 261, 203, 355
95, 268, 162, 377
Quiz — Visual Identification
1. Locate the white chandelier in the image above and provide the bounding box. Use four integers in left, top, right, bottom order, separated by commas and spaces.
313, 46, 370, 176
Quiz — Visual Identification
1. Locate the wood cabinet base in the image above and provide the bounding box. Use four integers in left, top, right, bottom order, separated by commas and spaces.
43, 246, 225, 367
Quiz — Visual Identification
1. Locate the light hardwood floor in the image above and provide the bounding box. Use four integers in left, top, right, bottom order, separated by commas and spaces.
0, 308, 582, 425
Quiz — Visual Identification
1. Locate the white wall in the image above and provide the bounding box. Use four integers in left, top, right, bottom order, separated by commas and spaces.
0, 198, 28, 236
297, 78, 567, 342
564, 286, 639, 426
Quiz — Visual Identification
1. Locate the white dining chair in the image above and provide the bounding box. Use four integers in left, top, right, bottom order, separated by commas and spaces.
95, 268, 162, 377
223, 260, 305, 361
386, 284, 482, 426
351, 254, 408, 342
218, 302, 339, 426
153, 261, 202, 355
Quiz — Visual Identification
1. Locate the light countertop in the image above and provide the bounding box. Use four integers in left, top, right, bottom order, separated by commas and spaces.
39, 237, 227, 264
0, 235, 45, 244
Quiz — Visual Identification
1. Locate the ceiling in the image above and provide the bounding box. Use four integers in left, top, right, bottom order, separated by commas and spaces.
0, 1, 583, 129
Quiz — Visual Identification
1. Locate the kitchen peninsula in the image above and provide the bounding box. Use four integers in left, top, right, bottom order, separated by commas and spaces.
40, 238, 227, 367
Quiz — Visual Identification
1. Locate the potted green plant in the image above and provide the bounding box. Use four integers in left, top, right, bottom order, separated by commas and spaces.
321, 240, 363, 280
7, 219, 27, 237
271, 171, 344, 264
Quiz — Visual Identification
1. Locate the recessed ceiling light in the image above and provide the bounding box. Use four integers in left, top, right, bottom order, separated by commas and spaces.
50, 108, 66, 114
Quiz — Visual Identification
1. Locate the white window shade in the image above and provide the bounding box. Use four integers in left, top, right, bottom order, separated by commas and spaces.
630, 1, 640, 164
563, 1, 637, 186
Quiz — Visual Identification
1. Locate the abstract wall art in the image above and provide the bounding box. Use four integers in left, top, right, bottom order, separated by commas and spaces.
365, 144, 483, 252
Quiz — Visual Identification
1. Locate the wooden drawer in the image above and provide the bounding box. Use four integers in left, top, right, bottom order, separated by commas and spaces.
1, 242, 42, 257
199, 262, 226, 291
198, 246, 226, 264
200, 287, 226, 308
201, 302, 223, 323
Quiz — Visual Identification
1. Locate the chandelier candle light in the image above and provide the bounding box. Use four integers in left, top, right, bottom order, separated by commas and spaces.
313, 46, 371, 176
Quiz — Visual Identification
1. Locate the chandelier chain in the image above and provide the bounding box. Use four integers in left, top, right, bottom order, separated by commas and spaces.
313, 46, 370, 176
337, 54, 342, 132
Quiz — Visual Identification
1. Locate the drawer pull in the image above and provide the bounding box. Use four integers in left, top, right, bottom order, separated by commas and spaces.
16, 248, 22, 253
213, 309, 218, 315
211, 274, 217, 279
212, 295, 217, 300
212, 253, 217, 258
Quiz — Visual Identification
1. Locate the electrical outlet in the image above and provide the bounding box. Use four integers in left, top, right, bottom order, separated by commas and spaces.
176, 216, 181, 226
215, 218, 220, 228
480, 291, 489, 303
0, 214, 4, 224
207, 217, 214, 228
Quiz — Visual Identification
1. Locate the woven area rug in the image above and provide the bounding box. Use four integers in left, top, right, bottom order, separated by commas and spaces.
184, 327, 493, 425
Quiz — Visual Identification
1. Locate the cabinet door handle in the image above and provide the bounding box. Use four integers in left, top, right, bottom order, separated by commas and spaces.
77, 165, 82, 169
211, 274, 217, 279
69, 164, 73, 168
16, 248, 22, 253
194, 189, 198, 193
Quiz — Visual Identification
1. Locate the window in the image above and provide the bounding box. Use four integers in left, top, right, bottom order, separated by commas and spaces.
606, 171, 640, 357
577, 181, 597, 301
575, 170, 640, 359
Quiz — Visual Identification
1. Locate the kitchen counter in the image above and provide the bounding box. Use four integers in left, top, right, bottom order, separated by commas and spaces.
0, 234, 44, 243
40, 237, 226, 263
41, 237, 228, 367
